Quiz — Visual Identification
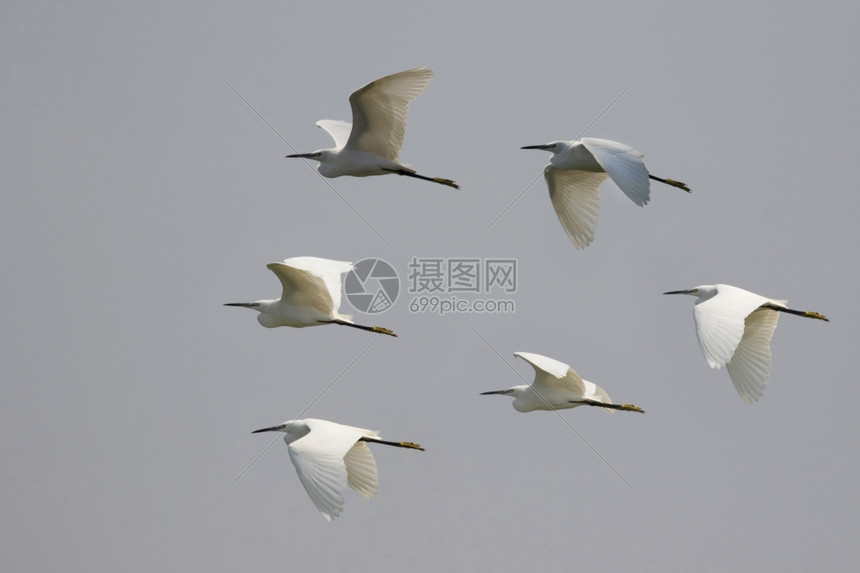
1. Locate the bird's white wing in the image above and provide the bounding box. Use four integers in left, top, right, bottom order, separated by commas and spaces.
581, 138, 651, 206
694, 285, 774, 369
582, 380, 615, 414
725, 308, 780, 403
514, 352, 587, 396
343, 441, 379, 499
316, 120, 353, 149
546, 168, 607, 249
583, 380, 610, 402
286, 420, 368, 521
346, 66, 434, 160
271, 257, 353, 313
267, 262, 334, 316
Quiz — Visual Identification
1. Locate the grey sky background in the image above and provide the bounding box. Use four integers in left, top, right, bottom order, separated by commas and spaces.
3, 1, 859, 571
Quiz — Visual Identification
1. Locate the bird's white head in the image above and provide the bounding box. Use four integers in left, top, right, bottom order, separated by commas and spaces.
480, 386, 528, 399
286, 149, 342, 177
224, 299, 281, 328
224, 300, 282, 327
252, 419, 309, 444
482, 385, 547, 413
663, 285, 718, 301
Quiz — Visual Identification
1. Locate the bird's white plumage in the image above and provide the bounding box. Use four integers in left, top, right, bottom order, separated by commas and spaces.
268, 256, 353, 317
666, 283, 817, 403
343, 441, 379, 499
345, 66, 433, 160
282, 419, 381, 522
724, 308, 779, 403
316, 120, 353, 149
254, 418, 420, 521
481, 351, 617, 413
287, 67, 457, 188
580, 138, 651, 206
691, 285, 776, 370
227, 256, 397, 336
524, 137, 684, 249
517, 352, 612, 406
514, 351, 586, 394
546, 170, 606, 249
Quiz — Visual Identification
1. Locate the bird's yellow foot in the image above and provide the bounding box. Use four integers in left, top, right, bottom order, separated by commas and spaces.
372, 326, 398, 337
803, 311, 829, 322
665, 179, 691, 192
434, 177, 460, 189
620, 404, 645, 413
399, 441, 425, 451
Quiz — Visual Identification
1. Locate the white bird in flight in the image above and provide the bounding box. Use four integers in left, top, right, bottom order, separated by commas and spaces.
252, 418, 424, 521
664, 284, 828, 403
521, 138, 690, 249
481, 351, 644, 413
225, 256, 396, 337
286, 66, 459, 189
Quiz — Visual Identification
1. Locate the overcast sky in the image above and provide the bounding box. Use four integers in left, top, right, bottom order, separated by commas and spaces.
3, 1, 859, 571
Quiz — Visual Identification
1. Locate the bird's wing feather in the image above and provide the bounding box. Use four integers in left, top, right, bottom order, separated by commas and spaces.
316, 120, 353, 149
271, 257, 353, 313
583, 380, 615, 414
546, 168, 607, 249
514, 352, 587, 395
267, 263, 334, 316
694, 285, 773, 369
287, 420, 368, 521
343, 441, 379, 499
581, 138, 651, 206
346, 66, 433, 160
725, 308, 779, 403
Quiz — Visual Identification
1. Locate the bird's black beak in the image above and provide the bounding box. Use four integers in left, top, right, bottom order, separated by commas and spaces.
663, 290, 692, 295
252, 425, 284, 434
285, 153, 318, 159
224, 302, 259, 308
480, 390, 509, 396
520, 144, 552, 150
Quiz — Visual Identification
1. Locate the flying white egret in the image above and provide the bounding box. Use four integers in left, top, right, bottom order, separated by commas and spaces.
481, 351, 644, 413
286, 66, 459, 189
225, 256, 396, 337
252, 418, 424, 521
521, 138, 690, 249
664, 284, 829, 403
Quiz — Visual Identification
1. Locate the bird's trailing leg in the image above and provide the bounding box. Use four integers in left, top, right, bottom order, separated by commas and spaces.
383, 168, 459, 189
762, 304, 829, 322
577, 399, 646, 413
360, 436, 425, 451
649, 174, 691, 193
326, 319, 398, 337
